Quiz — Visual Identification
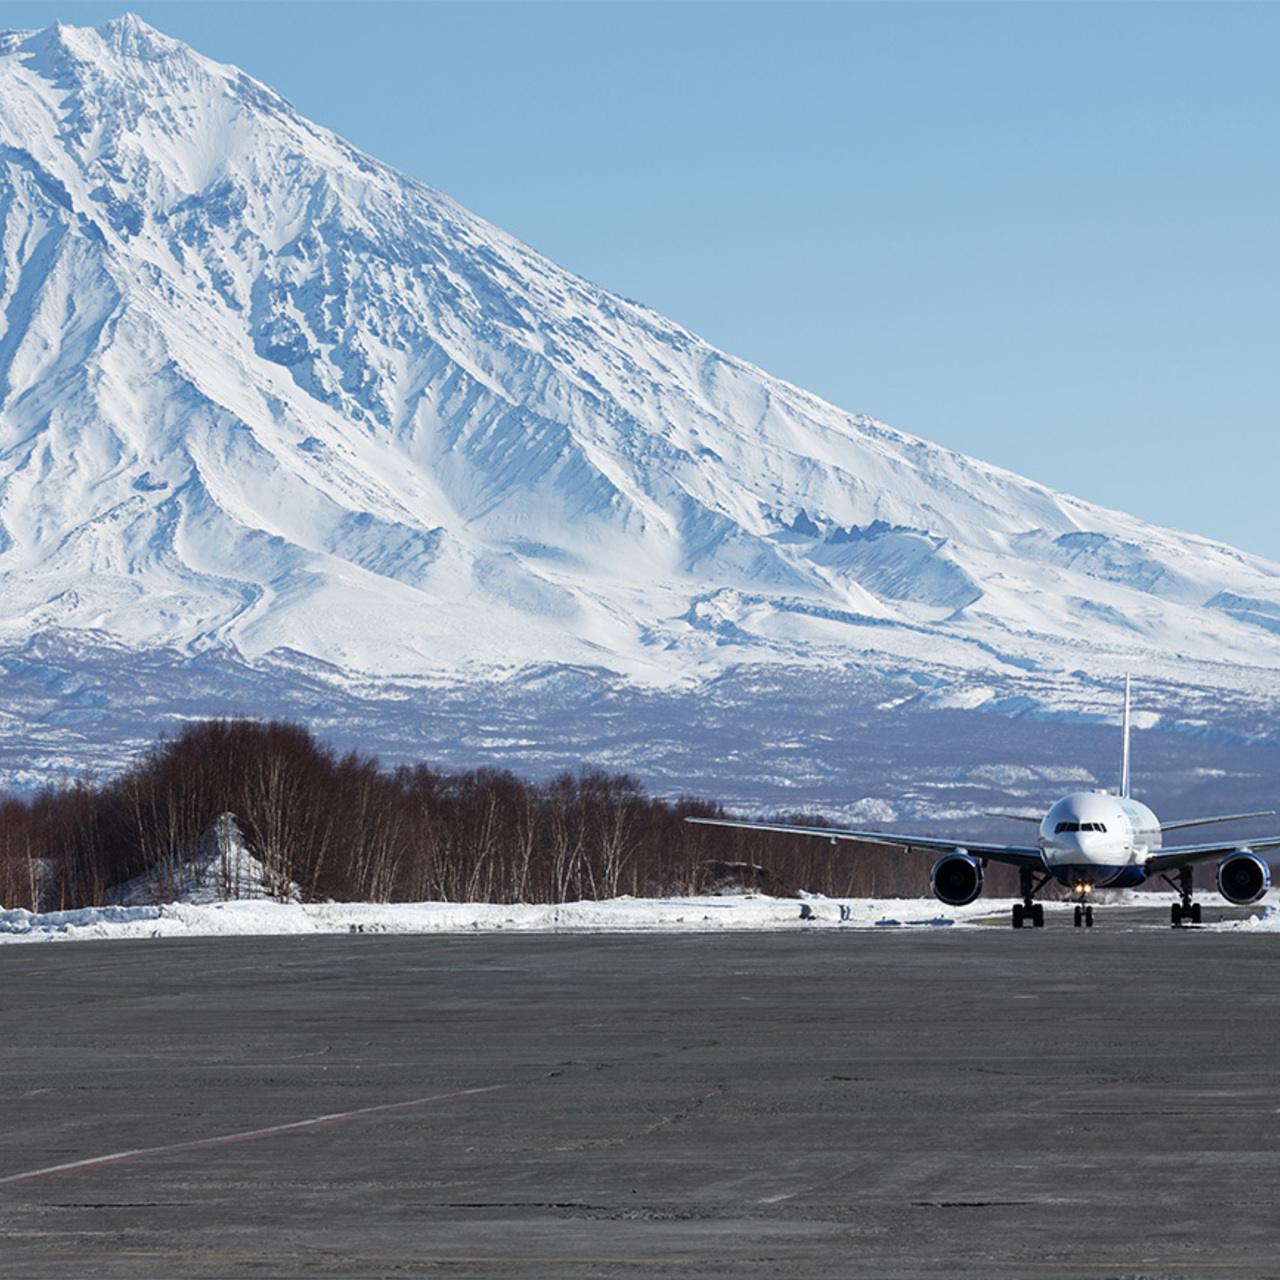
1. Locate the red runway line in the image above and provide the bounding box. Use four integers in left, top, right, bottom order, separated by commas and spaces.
0, 1084, 507, 1189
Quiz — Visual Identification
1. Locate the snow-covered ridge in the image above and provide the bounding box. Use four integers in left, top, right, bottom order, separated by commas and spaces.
0, 13, 1278, 706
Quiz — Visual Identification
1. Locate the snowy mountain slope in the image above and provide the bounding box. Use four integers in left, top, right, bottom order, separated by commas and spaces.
0, 13, 1279, 735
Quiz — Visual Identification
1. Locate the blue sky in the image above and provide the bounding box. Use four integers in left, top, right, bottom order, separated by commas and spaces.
6, 1, 1279, 560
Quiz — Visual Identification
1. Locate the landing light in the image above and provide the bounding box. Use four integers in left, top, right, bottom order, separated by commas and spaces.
1071, 883, 1095, 898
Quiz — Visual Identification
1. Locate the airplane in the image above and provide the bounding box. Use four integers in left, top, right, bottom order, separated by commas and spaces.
687, 679, 1280, 928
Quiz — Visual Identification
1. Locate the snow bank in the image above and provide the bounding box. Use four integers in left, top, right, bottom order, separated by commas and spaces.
3, 893, 1272, 943
1208, 904, 1280, 932
0, 894, 999, 943
104, 814, 296, 907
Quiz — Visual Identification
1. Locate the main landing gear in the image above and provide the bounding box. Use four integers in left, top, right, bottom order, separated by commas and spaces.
1163, 865, 1201, 927
1012, 901, 1044, 929
1011, 867, 1053, 929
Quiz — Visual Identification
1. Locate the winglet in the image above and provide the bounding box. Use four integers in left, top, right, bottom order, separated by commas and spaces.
1120, 675, 1132, 800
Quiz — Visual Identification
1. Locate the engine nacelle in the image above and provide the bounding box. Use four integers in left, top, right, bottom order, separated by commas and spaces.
931, 851, 984, 906
1217, 851, 1271, 905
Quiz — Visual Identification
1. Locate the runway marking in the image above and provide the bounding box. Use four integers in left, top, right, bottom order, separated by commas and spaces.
1021, 1265, 1260, 1271
0, 1084, 507, 1189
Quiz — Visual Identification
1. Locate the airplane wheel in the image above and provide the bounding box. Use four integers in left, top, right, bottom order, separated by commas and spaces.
1171, 903, 1182, 927
1191, 903, 1202, 924
1084, 906, 1094, 928
1074, 905, 1083, 928
1032, 903, 1045, 928
1012, 904, 1024, 929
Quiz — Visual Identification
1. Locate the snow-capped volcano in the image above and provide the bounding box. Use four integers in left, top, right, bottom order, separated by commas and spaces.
1, 14, 1279, 765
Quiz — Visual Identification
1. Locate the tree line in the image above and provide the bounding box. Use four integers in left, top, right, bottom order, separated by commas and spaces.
0, 718, 1020, 911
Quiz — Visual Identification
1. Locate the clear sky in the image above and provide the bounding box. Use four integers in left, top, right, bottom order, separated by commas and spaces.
6, 1, 1279, 560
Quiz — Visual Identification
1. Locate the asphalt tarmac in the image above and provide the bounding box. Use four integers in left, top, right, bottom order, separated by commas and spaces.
3, 908, 1279, 1279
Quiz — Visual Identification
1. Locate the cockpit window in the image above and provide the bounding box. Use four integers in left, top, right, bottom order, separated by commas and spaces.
1054, 821, 1107, 833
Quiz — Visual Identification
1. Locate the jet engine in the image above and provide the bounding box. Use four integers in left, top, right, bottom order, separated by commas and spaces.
1216, 851, 1271, 905
931, 852, 984, 906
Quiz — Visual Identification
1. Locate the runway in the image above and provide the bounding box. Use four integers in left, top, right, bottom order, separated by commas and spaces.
3, 917, 1279, 1277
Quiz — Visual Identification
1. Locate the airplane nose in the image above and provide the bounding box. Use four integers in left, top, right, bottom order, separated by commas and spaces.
1050, 826, 1115, 862
1048, 828, 1105, 861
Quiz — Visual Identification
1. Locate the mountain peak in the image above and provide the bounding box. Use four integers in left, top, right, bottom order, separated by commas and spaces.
14, 12, 186, 69
99, 11, 157, 38
0, 15, 1277, 705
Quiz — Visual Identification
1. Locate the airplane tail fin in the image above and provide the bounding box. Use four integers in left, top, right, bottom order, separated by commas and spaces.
1120, 675, 1131, 800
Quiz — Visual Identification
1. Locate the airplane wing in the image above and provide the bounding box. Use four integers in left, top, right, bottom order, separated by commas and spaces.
685, 817, 1044, 870
1159, 810, 1275, 833
1144, 836, 1280, 877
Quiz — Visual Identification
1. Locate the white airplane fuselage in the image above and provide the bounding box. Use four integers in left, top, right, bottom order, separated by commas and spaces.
686, 679, 1279, 927
1039, 790, 1162, 890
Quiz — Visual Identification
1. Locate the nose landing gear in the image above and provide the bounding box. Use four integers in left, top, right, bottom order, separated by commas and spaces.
1070, 881, 1097, 927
